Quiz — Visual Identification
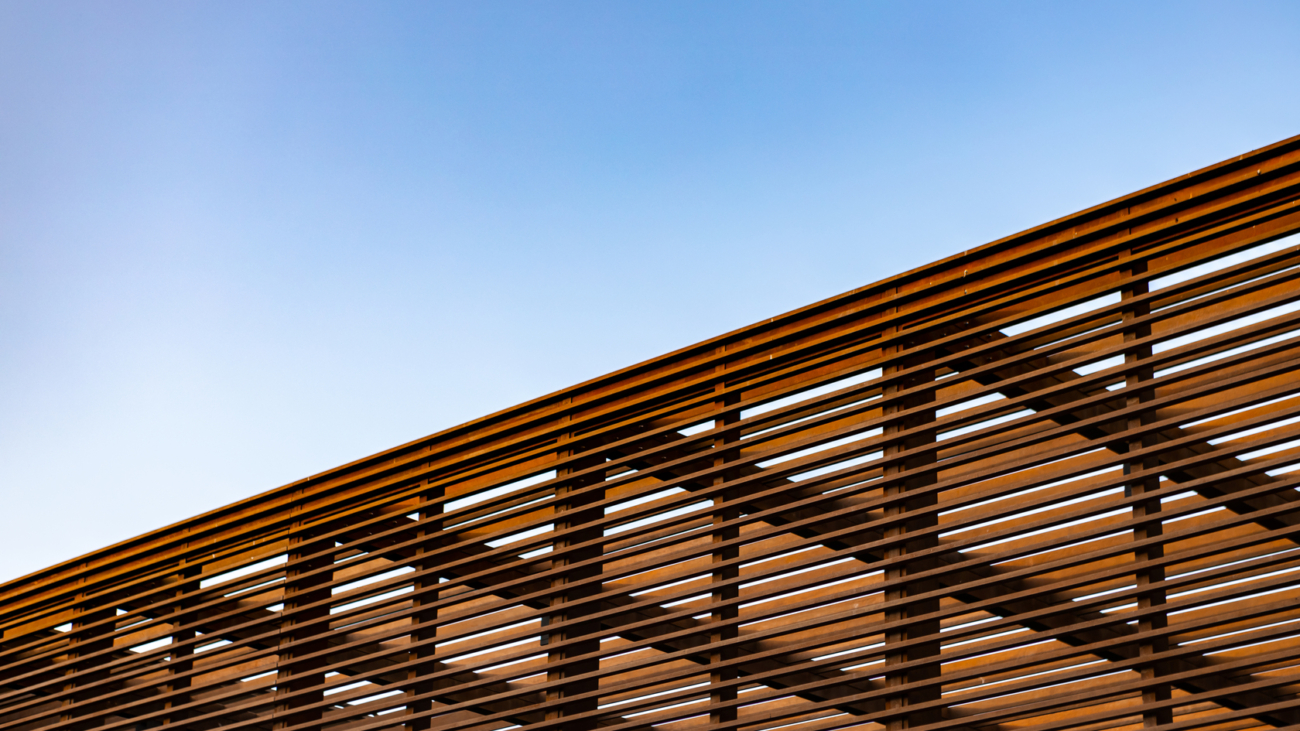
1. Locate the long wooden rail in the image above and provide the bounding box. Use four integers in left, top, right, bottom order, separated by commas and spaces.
5, 135, 1300, 731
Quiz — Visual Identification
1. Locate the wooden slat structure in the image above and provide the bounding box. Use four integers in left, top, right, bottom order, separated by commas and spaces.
5, 135, 1300, 731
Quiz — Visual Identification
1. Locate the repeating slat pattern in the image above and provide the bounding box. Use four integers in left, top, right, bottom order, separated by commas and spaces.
5, 136, 1300, 731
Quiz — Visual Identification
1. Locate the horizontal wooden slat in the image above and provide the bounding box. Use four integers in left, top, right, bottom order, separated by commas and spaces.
5, 135, 1300, 731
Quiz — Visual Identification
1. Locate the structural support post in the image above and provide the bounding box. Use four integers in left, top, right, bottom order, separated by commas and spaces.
406, 481, 444, 731
882, 311, 942, 731
710, 357, 741, 727
545, 404, 604, 731
1121, 252, 1171, 727
274, 511, 332, 730
162, 561, 199, 726
60, 582, 114, 731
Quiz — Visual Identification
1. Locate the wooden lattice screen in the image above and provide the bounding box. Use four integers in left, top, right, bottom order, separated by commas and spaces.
5, 135, 1300, 731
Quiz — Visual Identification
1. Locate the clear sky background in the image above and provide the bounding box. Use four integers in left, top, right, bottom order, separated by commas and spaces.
2, 1, 1298, 584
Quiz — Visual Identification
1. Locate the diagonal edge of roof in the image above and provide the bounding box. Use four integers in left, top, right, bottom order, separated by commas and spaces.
5, 131, 1299, 595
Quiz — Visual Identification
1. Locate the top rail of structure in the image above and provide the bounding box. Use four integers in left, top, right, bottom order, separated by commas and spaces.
4, 131, 1299, 599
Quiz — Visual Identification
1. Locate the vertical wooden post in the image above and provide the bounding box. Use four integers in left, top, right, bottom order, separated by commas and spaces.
406, 481, 444, 731
882, 305, 942, 731
274, 510, 333, 730
710, 355, 740, 727
60, 580, 114, 730
1121, 252, 1170, 727
545, 401, 604, 731
162, 560, 199, 725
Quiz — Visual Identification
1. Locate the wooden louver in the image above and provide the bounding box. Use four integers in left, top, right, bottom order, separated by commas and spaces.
5, 136, 1300, 731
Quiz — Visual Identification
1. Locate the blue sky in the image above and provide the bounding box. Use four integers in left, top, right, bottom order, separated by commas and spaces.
2, 1, 1298, 582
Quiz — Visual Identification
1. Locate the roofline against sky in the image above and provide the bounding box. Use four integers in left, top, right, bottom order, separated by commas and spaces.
6, 130, 1298, 596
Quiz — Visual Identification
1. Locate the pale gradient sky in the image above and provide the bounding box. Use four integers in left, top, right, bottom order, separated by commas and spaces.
2, 0, 1299, 583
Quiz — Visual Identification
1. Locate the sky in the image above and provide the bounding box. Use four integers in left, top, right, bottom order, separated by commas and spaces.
1, 1, 1298, 584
